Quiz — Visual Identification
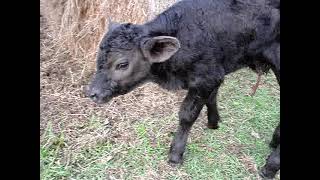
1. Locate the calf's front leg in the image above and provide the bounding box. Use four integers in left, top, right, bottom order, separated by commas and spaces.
169, 89, 206, 164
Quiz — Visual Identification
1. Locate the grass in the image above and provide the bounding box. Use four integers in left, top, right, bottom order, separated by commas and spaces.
40, 69, 279, 180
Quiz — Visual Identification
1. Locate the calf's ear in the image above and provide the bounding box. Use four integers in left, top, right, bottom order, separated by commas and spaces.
107, 17, 120, 32
140, 36, 180, 63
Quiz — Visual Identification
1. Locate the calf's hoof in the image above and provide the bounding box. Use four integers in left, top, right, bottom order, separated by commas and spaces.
259, 167, 276, 180
207, 123, 219, 129
269, 141, 278, 149
168, 153, 183, 165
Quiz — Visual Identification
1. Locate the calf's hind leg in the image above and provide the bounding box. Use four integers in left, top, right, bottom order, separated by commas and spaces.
259, 145, 280, 179
206, 85, 221, 129
259, 43, 280, 178
269, 123, 280, 148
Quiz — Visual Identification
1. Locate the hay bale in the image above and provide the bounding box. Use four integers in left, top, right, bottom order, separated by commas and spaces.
40, 0, 150, 53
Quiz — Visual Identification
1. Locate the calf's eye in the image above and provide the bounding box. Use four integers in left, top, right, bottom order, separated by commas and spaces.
116, 62, 129, 70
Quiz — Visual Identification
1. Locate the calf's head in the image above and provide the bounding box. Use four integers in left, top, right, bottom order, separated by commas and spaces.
86, 22, 180, 104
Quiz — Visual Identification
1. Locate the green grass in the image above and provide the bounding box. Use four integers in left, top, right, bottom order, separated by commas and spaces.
40, 69, 280, 179
40, 122, 71, 179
